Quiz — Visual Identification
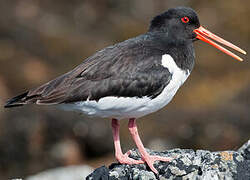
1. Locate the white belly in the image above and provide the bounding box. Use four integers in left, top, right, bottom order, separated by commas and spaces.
60, 54, 190, 119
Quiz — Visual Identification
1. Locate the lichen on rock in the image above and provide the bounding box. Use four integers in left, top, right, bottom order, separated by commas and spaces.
86, 140, 250, 180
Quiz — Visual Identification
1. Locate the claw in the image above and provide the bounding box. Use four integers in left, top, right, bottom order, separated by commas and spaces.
116, 153, 144, 164
143, 155, 172, 174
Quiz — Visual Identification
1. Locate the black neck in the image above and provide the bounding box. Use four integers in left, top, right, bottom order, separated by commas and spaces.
145, 31, 195, 72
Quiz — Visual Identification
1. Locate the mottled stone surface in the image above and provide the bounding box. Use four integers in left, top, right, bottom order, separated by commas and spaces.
86, 140, 250, 180
26, 165, 93, 180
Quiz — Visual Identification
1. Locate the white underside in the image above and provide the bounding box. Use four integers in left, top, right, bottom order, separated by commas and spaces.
60, 54, 190, 119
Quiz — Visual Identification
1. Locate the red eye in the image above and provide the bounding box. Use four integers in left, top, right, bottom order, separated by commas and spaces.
181, 16, 189, 23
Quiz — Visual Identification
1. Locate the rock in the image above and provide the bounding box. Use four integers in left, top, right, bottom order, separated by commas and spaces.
86, 140, 250, 180
26, 165, 93, 180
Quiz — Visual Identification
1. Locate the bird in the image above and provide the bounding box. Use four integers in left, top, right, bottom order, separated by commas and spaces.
4, 7, 246, 174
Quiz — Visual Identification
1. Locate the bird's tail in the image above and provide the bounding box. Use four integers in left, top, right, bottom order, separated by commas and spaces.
4, 70, 75, 108
4, 91, 41, 108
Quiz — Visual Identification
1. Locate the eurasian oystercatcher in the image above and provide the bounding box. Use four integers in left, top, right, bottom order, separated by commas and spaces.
4, 7, 246, 174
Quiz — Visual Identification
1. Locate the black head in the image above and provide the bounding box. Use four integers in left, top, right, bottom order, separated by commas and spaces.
149, 7, 246, 61
149, 7, 200, 42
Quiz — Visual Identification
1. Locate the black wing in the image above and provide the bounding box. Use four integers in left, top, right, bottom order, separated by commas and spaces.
5, 35, 172, 107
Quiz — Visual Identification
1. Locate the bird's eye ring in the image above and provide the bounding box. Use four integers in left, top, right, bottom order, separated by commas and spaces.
181, 16, 189, 23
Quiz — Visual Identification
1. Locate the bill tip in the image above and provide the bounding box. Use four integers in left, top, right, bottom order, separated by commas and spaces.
238, 57, 244, 62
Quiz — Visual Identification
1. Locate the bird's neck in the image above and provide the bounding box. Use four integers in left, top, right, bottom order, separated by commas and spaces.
169, 43, 195, 72
145, 31, 195, 72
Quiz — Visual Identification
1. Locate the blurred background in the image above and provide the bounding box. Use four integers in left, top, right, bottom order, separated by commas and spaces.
0, 0, 249, 179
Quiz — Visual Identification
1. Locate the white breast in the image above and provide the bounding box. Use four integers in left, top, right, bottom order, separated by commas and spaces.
60, 54, 190, 119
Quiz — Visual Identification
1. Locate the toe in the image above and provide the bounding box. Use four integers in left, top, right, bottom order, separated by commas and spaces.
152, 155, 172, 162
147, 162, 158, 174
143, 155, 173, 174
117, 153, 144, 164
124, 150, 132, 156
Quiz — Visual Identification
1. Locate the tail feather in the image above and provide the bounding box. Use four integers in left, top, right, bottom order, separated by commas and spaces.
4, 70, 76, 108
4, 91, 41, 108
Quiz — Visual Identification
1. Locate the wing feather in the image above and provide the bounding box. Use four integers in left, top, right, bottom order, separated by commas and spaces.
5, 35, 172, 107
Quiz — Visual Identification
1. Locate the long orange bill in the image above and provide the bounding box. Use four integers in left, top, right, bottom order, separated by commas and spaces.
194, 26, 246, 61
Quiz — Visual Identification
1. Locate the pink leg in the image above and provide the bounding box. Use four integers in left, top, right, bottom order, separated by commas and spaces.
111, 119, 144, 164
128, 118, 172, 174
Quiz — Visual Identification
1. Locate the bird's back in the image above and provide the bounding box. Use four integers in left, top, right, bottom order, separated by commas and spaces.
5, 34, 180, 109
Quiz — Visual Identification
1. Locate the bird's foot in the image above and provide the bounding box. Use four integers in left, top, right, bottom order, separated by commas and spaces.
142, 155, 173, 174
117, 150, 172, 174
123, 150, 173, 174
116, 150, 144, 164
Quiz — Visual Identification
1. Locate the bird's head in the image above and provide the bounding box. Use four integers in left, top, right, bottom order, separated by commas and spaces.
149, 7, 246, 61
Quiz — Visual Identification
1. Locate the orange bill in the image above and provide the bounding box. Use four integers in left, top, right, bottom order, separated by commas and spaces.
194, 26, 246, 61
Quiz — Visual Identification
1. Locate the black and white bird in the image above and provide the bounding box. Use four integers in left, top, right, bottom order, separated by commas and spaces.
4, 7, 246, 174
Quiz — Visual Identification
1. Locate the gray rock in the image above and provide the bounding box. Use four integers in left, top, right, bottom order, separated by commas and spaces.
26, 165, 93, 180
86, 140, 250, 180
